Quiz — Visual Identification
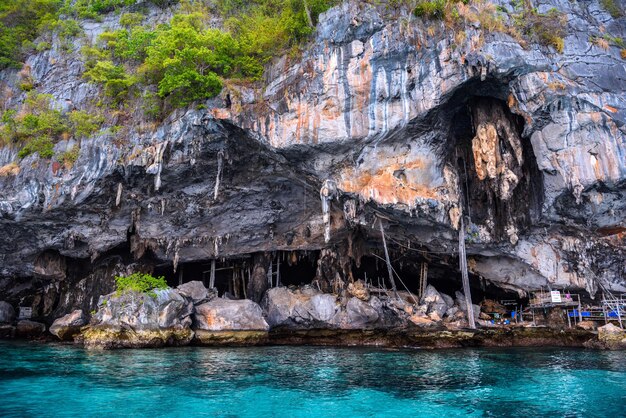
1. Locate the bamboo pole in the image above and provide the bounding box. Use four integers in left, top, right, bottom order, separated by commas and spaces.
378, 218, 398, 298
459, 217, 476, 329
276, 253, 281, 287
209, 259, 216, 289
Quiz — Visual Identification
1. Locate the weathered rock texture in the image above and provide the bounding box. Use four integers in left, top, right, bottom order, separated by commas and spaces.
193, 298, 269, 345
83, 289, 194, 348
0, 301, 15, 323
0, 0, 624, 322
262, 286, 416, 329
49, 309, 88, 340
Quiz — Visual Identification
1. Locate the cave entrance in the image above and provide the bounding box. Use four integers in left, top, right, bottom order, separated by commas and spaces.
152, 250, 320, 299
153, 258, 252, 299
350, 250, 524, 307
450, 96, 543, 241
274, 250, 318, 287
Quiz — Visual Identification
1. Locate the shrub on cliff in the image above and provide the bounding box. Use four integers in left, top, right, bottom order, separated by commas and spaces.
115, 273, 169, 297
140, 13, 259, 107
1, 92, 104, 159
0, 0, 61, 69
82, 0, 336, 110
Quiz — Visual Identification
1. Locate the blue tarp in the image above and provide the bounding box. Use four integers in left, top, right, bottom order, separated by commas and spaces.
568, 310, 623, 317
568, 310, 591, 317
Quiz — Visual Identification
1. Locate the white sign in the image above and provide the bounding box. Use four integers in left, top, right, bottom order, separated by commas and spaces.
550, 291, 562, 303
18, 307, 32, 319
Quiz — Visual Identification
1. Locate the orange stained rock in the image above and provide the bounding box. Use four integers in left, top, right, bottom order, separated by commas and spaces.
472, 123, 499, 180
338, 158, 440, 206
211, 108, 231, 120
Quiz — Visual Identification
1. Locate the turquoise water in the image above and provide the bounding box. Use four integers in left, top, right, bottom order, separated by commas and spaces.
0, 342, 625, 417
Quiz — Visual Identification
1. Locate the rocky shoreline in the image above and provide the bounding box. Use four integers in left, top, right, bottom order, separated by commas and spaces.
1, 281, 624, 351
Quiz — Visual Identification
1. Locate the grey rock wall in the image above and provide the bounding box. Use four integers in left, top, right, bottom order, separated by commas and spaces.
0, 0, 624, 318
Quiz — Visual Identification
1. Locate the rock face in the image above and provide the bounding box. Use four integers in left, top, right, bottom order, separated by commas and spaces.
176, 281, 214, 305
0, 0, 624, 321
83, 289, 194, 349
193, 298, 269, 345
194, 298, 269, 331
262, 286, 407, 329
0, 301, 15, 324
597, 323, 626, 350
422, 285, 451, 319
50, 310, 88, 341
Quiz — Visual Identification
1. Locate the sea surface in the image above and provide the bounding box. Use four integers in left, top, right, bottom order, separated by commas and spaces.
0, 341, 624, 417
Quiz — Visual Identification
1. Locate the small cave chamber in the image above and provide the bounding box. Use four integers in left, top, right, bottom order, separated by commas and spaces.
448, 95, 543, 241
349, 248, 524, 307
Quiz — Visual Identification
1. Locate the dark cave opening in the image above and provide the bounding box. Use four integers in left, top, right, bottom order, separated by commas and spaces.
153, 257, 253, 299
351, 253, 522, 305
275, 251, 319, 287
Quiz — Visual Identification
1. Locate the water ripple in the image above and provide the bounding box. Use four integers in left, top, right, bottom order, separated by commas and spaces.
0, 342, 624, 417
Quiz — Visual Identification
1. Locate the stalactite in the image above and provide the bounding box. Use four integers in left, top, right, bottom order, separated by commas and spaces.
319, 179, 337, 243
115, 183, 122, 207
213, 149, 224, 200
173, 238, 180, 273
153, 142, 166, 192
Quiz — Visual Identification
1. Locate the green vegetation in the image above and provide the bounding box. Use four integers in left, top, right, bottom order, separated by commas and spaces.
517, 7, 566, 53
68, 110, 105, 138
62, 0, 136, 20
0, 0, 62, 69
81, 0, 337, 110
0, 92, 103, 159
83, 60, 138, 102
57, 145, 80, 167
604, 35, 625, 49
413, 0, 447, 19
412, 0, 565, 53
115, 272, 168, 297
600, 0, 624, 18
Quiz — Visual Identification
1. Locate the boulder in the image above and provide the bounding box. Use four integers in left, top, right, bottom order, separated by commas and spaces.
455, 291, 480, 319
445, 306, 459, 318
262, 286, 406, 330
16, 320, 46, 338
94, 289, 193, 330
176, 281, 213, 304
428, 311, 442, 322
82, 289, 194, 349
576, 321, 596, 331
409, 315, 435, 327
440, 292, 454, 308
194, 298, 269, 331
396, 291, 420, 305
423, 285, 448, 318
194, 298, 269, 345
262, 287, 301, 327
331, 297, 379, 329
305, 294, 338, 322
598, 323, 626, 349
0, 301, 15, 324
0, 325, 15, 338
347, 280, 370, 301
50, 310, 88, 341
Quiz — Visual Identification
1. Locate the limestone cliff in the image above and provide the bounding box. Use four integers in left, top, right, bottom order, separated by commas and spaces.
0, 0, 624, 321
